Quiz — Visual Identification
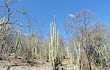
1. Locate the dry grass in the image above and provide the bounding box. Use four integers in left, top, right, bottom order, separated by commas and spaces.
0, 58, 108, 70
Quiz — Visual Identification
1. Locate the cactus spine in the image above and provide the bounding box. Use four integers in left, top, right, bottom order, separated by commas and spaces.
49, 16, 60, 70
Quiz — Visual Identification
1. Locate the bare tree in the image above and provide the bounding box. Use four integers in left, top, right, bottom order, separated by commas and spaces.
0, 0, 28, 59
65, 10, 96, 70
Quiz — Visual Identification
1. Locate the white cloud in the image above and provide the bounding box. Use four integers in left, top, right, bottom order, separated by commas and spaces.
68, 14, 75, 18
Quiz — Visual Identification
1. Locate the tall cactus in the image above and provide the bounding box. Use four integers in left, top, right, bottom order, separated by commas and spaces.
49, 16, 60, 70
31, 35, 37, 59
66, 41, 81, 70
15, 30, 22, 58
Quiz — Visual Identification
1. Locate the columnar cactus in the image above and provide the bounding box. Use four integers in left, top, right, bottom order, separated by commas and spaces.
66, 42, 81, 70
15, 30, 22, 58
49, 16, 60, 70
31, 35, 37, 59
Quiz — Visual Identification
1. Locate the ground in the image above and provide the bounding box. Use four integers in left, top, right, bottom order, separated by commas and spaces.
0, 54, 107, 70
0, 56, 74, 70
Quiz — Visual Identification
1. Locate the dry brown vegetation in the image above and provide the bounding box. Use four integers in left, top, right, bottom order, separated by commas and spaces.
0, 0, 110, 70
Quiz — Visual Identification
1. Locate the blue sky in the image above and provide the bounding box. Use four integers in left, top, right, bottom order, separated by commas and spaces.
1, 0, 110, 38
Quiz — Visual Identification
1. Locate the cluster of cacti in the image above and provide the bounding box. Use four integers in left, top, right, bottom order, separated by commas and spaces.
30, 35, 38, 59
1, 2, 110, 69
15, 30, 22, 58
49, 16, 61, 70
66, 42, 80, 70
